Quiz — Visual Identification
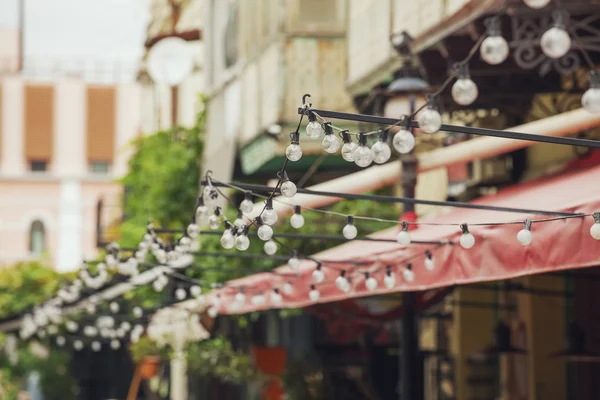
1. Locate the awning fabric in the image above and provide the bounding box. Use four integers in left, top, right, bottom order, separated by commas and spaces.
212, 164, 600, 315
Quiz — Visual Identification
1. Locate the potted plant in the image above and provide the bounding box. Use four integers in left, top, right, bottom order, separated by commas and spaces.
129, 337, 169, 379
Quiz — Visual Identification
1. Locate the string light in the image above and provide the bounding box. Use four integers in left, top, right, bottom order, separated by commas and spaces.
286, 131, 303, 162
135, 250, 146, 263
371, 130, 392, 164
288, 251, 301, 271
335, 270, 350, 293
251, 294, 266, 306
280, 171, 298, 198
312, 264, 324, 283
290, 206, 305, 229
403, 264, 415, 282
195, 198, 208, 219
234, 289, 246, 304
133, 306, 143, 318
517, 219, 533, 246
392, 124, 415, 154
384, 266, 396, 288
208, 208, 222, 230
418, 97, 442, 134
309, 285, 320, 302
354, 133, 374, 168
306, 113, 323, 139
264, 240, 278, 255
541, 11, 571, 59
257, 218, 274, 241
480, 17, 509, 65
175, 288, 187, 301
203, 182, 219, 205
190, 285, 202, 297
262, 198, 279, 226
365, 272, 378, 291
424, 251, 435, 271
396, 221, 411, 245
208, 306, 218, 318
91, 341, 101, 352
322, 122, 341, 153
234, 210, 246, 229
220, 221, 235, 249
271, 288, 282, 305
121, 321, 132, 331
590, 212, 600, 240
343, 216, 358, 240
582, 71, 600, 113
282, 281, 294, 295
459, 224, 475, 249
523, 0, 550, 8
341, 130, 358, 162
451, 64, 478, 106
66, 321, 78, 333
74, 340, 84, 351
109, 302, 120, 314
235, 227, 251, 251
56, 336, 66, 347
110, 340, 121, 350
239, 192, 255, 214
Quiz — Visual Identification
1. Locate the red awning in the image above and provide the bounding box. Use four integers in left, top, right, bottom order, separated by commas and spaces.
211, 164, 600, 315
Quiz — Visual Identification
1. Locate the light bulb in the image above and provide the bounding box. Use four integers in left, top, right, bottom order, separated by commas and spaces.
384, 271, 396, 289
452, 78, 478, 106
234, 291, 246, 304
234, 215, 246, 229
203, 185, 219, 205
371, 140, 392, 164
590, 214, 600, 240
74, 340, 83, 351
306, 120, 323, 139
288, 255, 301, 271
110, 340, 120, 350
459, 224, 475, 249
392, 129, 415, 154
207, 307, 218, 318
418, 107, 442, 134
153, 280, 164, 292
220, 229, 235, 249
133, 307, 143, 318
322, 133, 341, 153
175, 288, 187, 300
286, 144, 303, 162
84, 326, 98, 337
281, 180, 297, 198
424, 252, 435, 271
138, 241, 149, 251
251, 294, 266, 306
240, 194, 254, 214
582, 72, 600, 113
354, 145, 373, 168
365, 275, 378, 291
335, 274, 350, 292
92, 341, 101, 352
208, 215, 221, 230
257, 224, 273, 241
235, 234, 250, 251
264, 240, 278, 255
341, 141, 358, 162
524, 0, 550, 8
262, 208, 278, 226
517, 220, 533, 246
109, 302, 120, 314
396, 222, 411, 245
312, 268, 324, 283
271, 290, 282, 305
155, 249, 167, 264
66, 321, 78, 332
541, 26, 571, 59
180, 236, 192, 248
309, 287, 320, 302
190, 285, 202, 297
86, 304, 96, 315
480, 36, 509, 65
403, 267, 415, 282
195, 203, 208, 219
56, 336, 66, 347
290, 213, 305, 229
283, 282, 294, 295
143, 233, 154, 244
343, 217, 358, 240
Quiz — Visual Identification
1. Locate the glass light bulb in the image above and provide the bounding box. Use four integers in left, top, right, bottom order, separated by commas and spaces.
156, 249, 167, 264
365, 276, 378, 291
460, 232, 476, 249
203, 185, 218, 205
452, 78, 478, 106
257, 224, 274, 241
271, 292, 282, 305
371, 140, 392, 164
290, 213, 305, 229
111, 340, 120, 350
396, 231, 411, 246
343, 224, 358, 240
425, 257, 435, 271
135, 250, 146, 263
286, 144, 303, 162
262, 209, 278, 225
143, 233, 154, 244
418, 108, 442, 134
153, 280, 164, 292
264, 240, 278, 255
220, 230, 235, 249
480, 35, 509, 65
517, 229, 533, 246
175, 288, 187, 300
312, 269, 324, 283
354, 146, 373, 168
590, 222, 600, 240
403, 268, 415, 282
235, 234, 250, 251
56, 336, 66, 347
283, 282, 294, 295
234, 217, 246, 229
281, 180, 297, 198
322, 134, 341, 153
234, 292, 246, 304
524, 0, 550, 8
392, 129, 415, 154
208, 215, 220, 230
138, 241, 149, 251
195, 205, 208, 219
306, 121, 323, 139
309, 289, 320, 302
133, 307, 143, 318
336, 277, 350, 293
239, 199, 254, 214
208, 307, 218, 318
288, 257, 301, 271
109, 302, 119, 313
541, 27, 571, 59
92, 341, 101, 352
582, 88, 600, 113
384, 273, 396, 289
251, 295, 266, 306
180, 236, 192, 247
341, 141, 358, 162
74, 340, 83, 351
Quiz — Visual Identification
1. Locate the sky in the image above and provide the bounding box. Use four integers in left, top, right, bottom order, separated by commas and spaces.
0, 0, 151, 82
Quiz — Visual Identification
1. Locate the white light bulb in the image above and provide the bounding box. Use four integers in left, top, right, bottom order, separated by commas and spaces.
306, 121, 323, 139
354, 146, 374, 168
203, 185, 218, 205
396, 230, 411, 246
480, 36, 509, 65
309, 288, 320, 302
424, 257, 435, 271
343, 223, 358, 240
322, 134, 341, 153
262, 209, 278, 225
138, 241, 149, 251
341, 141, 358, 162
286, 144, 303, 162
86, 304, 96, 315
234, 216, 246, 229
384, 273, 396, 289
190, 285, 202, 297
235, 234, 250, 251
239, 199, 254, 214
207, 307, 218, 318
460, 232, 476, 249
84, 326, 98, 337
582, 88, 600, 113
281, 180, 297, 198
175, 288, 187, 300
135, 250, 146, 263
312, 268, 324, 283
271, 291, 282, 305
66, 321, 78, 332
153, 280, 164, 292
524, 0, 550, 8
109, 302, 120, 314
257, 224, 274, 241
143, 233, 154, 244
56, 336, 66, 347
234, 292, 246, 304
220, 230, 235, 249
418, 108, 442, 134
290, 213, 305, 229
208, 215, 221, 230
371, 140, 392, 164
392, 129, 415, 154
590, 222, 600, 240
195, 204, 208, 219
110, 340, 120, 350
283, 282, 294, 295
74, 340, 83, 351
452, 78, 478, 106
403, 268, 415, 282
251, 295, 266, 306
365, 276, 378, 291
517, 228, 533, 246
155, 249, 167, 264
335, 276, 350, 293
133, 307, 143, 318
264, 240, 278, 255
288, 256, 301, 271
92, 341, 101, 352
541, 26, 571, 59
187, 223, 200, 238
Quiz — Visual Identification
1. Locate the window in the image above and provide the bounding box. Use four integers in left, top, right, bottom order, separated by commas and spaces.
29, 160, 47, 172
29, 220, 46, 255
89, 161, 110, 174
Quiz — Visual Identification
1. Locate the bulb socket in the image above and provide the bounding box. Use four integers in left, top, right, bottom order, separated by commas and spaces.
386, 266, 392, 276
593, 212, 600, 223
266, 198, 274, 209
274, 288, 279, 294
255, 217, 263, 226
358, 133, 367, 146
524, 219, 532, 231
365, 272, 370, 279
425, 250, 432, 260
460, 223, 470, 234
347, 215, 354, 225
316, 263, 322, 271
237, 209, 243, 218
308, 111, 317, 122
484, 16, 502, 36
289, 131, 300, 145
378, 129, 389, 142
340, 270, 346, 277
244, 192, 252, 201
552, 9, 569, 29
455, 63, 470, 79
406, 263, 412, 271
294, 205, 301, 215
401, 221, 409, 232
590, 71, 600, 89
214, 207, 221, 216
323, 122, 334, 136
342, 130, 352, 143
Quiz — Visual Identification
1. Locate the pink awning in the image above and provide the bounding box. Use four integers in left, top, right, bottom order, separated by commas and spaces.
212, 163, 600, 315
